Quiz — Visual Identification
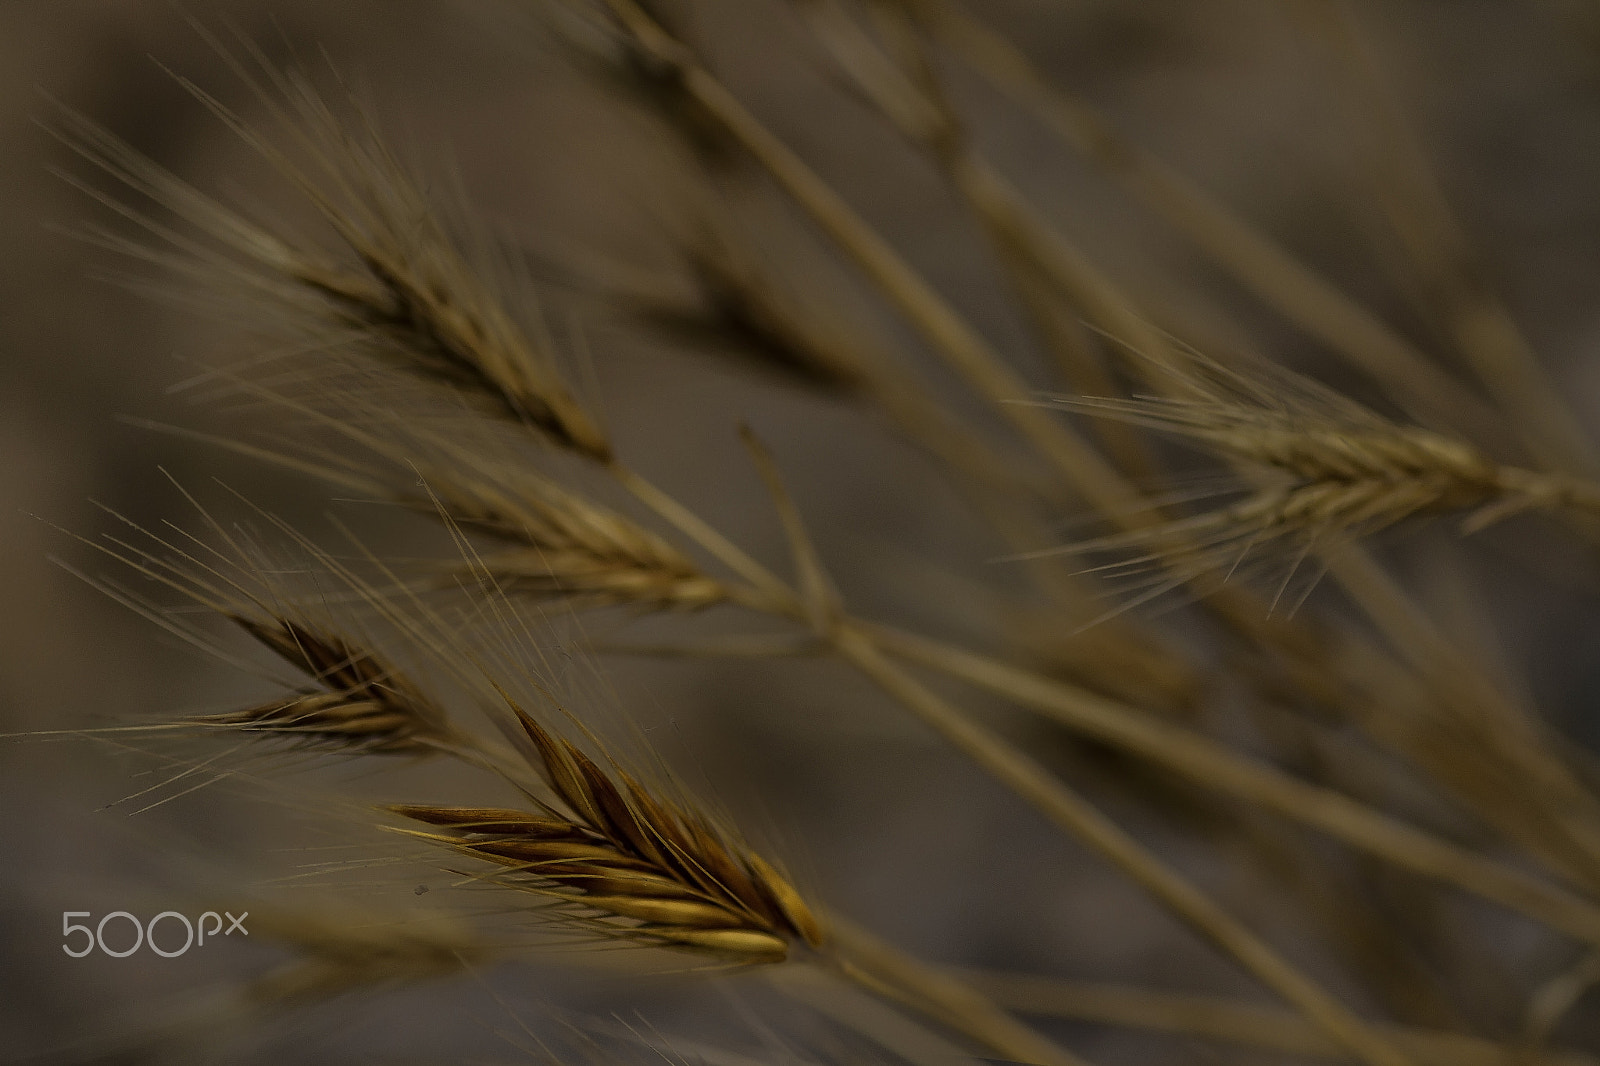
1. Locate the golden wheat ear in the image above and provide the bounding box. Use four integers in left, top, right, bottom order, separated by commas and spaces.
198, 613, 453, 756
53, 473, 477, 761
1045, 348, 1600, 589
390, 700, 823, 964
49, 44, 611, 461
401, 442, 731, 612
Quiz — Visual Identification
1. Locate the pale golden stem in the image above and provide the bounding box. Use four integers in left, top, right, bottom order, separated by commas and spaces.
594, 0, 1144, 522
826, 624, 1418, 1066
964, 970, 1597, 1066
1327, 550, 1600, 886
866, 622, 1600, 948
822, 917, 1096, 1066
1302, 0, 1600, 480
910, 0, 1507, 447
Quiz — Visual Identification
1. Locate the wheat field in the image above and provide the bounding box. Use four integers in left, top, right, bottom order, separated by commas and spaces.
6, 2, 1600, 1064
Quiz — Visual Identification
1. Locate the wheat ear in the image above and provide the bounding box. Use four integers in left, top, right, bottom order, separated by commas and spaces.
50, 62, 610, 461
1057, 364, 1600, 571
391, 701, 823, 964
406, 446, 730, 612
198, 613, 454, 756
53, 477, 470, 760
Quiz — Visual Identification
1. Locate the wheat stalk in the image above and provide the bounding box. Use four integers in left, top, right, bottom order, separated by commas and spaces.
899, 0, 1510, 448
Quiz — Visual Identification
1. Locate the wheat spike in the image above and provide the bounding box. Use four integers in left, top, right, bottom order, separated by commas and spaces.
1056, 355, 1600, 586
195, 613, 452, 756
51, 63, 611, 460
315, 433, 729, 611
414, 456, 728, 611
54, 475, 464, 758
391, 703, 823, 963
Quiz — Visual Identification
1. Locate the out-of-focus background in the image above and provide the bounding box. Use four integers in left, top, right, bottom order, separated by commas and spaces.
5, 2, 1600, 1062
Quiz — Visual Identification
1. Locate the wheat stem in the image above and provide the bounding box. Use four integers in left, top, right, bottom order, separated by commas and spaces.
592, 0, 1143, 521
766, 965, 984, 1066
1303, 0, 1600, 481
608, 463, 795, 608
963, 970, 1597, 1066
826, 624, 1418, 1066
866, 622, 1600, 947
1327, 551, 1600, 885
823, 917, 1094, 1066
909, 0, 1508, 447
798, 0, 1187, 391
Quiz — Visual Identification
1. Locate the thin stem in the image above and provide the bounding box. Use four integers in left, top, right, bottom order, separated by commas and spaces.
595, 0, 1143, 521
610, 463, 795, 609
963, 970, 1593, 1066
766, 964, 983, 1066
1327, 551, 1600, 885
912, 0, 1506, 448
827, 623, 1417, 1066
866, 621, 1600, 948
823, 917, 1095, 1066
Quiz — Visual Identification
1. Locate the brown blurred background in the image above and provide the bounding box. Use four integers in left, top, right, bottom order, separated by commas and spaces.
5, 2, 1600, 1062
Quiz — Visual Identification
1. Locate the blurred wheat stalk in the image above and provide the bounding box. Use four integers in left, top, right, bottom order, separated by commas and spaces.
41, 0, 1600, 1063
